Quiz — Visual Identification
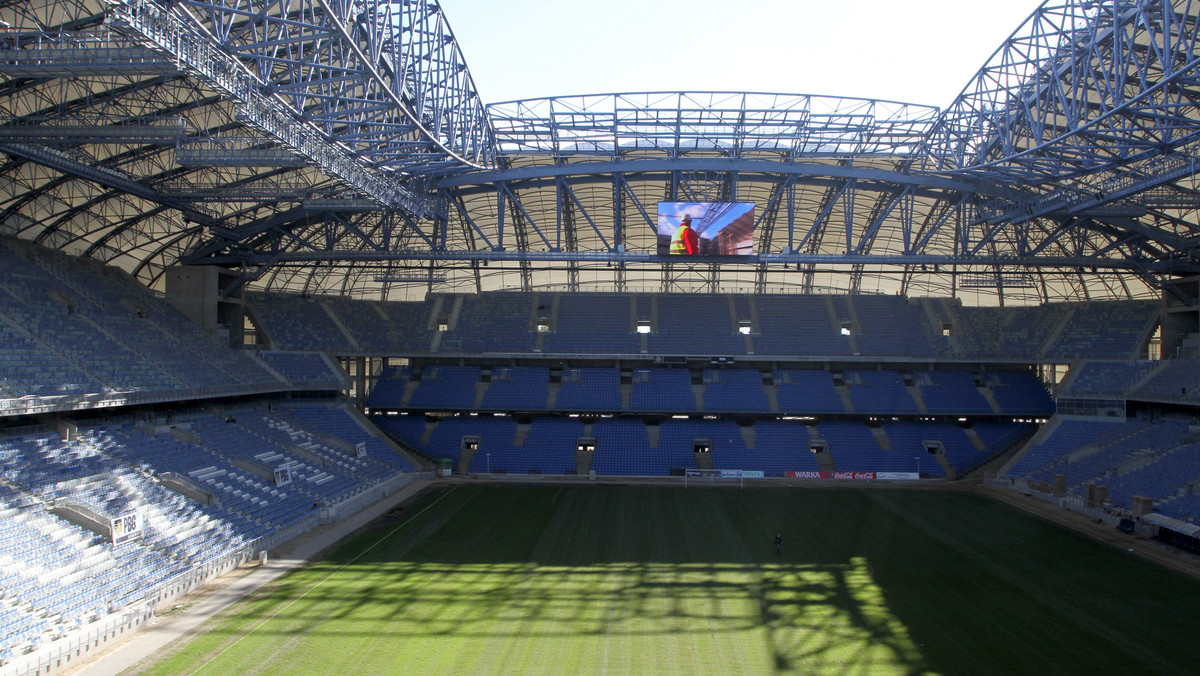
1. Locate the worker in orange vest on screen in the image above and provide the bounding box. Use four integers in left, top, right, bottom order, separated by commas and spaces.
670, 214, 699, 255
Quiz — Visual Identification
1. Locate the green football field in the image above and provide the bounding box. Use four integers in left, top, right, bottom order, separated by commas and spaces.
134, 484, 1200, 675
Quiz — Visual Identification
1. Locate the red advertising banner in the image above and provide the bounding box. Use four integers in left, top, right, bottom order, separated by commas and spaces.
785, 470, 914, 480
833, 471, 877, 480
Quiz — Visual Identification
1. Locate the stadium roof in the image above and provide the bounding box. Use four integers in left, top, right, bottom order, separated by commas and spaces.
2, 1, 1200, 304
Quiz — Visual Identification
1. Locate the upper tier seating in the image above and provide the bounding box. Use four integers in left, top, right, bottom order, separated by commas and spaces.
247, 292, 354, 353
844, 370, 920, 414
702, 369, 770, 412
555, 367, 622, 411
366, 365, 412, 408
435, 293, 536, 354
629, 369, 695, 412
986, 371, 1055, 415
257, 351, 348, 389
649, 296, 745, 355
542, 294, 639, 354
774, 369, 844, 414
751, 295, 850, 356
248, 291, 1157, 362
918, 370, 994, 414
1045, 301, 1158, 361
318, 297, 398, 354
1061, 360, 1161, 398
1129, 357, 1200, 403
376, 301, 437, 352
0, 239, 306, 416
947, 300, 1158, 362
951, 306, 1063, 360
406, 365, 481, 409
481, 366, 549, 410
845, 295, 941, 358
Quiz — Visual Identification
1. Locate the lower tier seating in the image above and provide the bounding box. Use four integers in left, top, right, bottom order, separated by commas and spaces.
372, 413, 1031, 481
1004, 417, 1200, 519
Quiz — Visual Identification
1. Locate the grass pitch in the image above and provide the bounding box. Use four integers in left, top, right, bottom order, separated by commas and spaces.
135, 484, 1200, 675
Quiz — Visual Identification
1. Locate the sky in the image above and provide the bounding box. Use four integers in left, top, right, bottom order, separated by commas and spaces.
443, 0, 1046, 109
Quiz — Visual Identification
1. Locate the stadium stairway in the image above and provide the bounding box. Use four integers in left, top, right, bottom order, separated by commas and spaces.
319, 302, 362, 353
762, 380, 780, 412
917, 298, 963, 358
340, 404, 430, 470
1038, 306, 1077, 360
399, 378, 419, 407
907, 385, 930, 414
808, 427, 837, 473
962, 427, 991, 455
870, 426, 892, 450
574, 448, 592, 475
997, 417, 1066, 476
966, 427, 1041, 478
978, 385, 1004, 414
934, 451, 956, 479
834, 383, 855, 412
740, 424, 756, 449
825, 297, 858, 354
514, 422, 531, 446
456, 446, 476, 475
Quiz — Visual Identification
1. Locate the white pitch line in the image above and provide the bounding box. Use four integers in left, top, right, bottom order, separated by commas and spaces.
187, 486, 459, 675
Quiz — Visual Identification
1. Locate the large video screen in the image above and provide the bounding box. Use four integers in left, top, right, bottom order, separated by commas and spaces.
656, 202, 756, 256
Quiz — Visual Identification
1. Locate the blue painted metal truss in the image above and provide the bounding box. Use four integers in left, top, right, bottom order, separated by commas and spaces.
0, 0, 493, 288
105, 0, 493, 207
927, 0, 1200, 245
0, 1, 1199, 302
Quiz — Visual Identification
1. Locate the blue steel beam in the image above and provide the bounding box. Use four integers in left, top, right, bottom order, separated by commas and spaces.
192, 247, 1170, 272
0, 142, 225, 228
929, 1, 1200, 182
910, 1, 1200, 276
107, 0, 438, 215
436, 158, 991, 195
488, 93, 939, 160
116, 0, 495, 173
6, 0, 1198, 300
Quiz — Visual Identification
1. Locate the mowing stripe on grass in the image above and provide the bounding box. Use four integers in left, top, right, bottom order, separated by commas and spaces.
142, 486, 1200, 675
185, 486, 459, 675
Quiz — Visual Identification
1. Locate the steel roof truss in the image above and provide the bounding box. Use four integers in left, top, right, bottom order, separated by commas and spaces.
498, 182, 552, 251
558, 180, 612, 251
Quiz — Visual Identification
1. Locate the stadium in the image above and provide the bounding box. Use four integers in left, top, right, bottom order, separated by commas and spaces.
3, 0, 1200, 673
